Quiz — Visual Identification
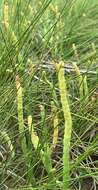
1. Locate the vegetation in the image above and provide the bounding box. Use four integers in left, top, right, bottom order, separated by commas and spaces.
0, 0, 98, 189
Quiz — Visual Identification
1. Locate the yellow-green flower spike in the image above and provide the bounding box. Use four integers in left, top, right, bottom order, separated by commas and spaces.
83, 75, 88, 97
51, 101, 59, 150
3, 0, 9, 30
73, 62, 83, 99
72, 43, 79, 62
55, 61, 72, 189
16, 75, 27, 155
28, 115, 39, 150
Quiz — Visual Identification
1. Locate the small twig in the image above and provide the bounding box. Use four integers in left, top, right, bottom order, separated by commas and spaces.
39, 61, 98, 75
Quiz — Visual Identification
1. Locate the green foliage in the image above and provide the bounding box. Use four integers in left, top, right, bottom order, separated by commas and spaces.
0, 1, 98, 190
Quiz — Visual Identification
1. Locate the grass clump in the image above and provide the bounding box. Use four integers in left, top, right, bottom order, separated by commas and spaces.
0, 0, 98, 190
